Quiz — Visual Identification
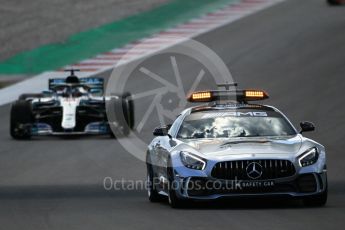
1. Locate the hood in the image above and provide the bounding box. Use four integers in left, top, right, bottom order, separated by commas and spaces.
182, 135, 302, 157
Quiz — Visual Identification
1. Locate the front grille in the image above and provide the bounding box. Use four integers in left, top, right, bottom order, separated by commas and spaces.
211, 159, 296, 180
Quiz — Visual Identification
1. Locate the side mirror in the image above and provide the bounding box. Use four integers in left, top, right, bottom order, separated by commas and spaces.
153, 124, 172, 137
153, 127, 167, 136
300, 121, 315, 133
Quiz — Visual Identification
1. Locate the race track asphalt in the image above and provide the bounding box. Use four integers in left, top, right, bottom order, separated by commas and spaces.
0, 0, 345, 229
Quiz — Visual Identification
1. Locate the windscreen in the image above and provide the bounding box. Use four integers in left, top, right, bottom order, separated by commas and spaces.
177, 109, 296, 139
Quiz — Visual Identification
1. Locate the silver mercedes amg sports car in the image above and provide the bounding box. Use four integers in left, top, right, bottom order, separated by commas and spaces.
146, 84, 327, 208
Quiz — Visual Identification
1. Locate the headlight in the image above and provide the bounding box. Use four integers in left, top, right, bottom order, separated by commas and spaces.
180, 151, 206, 170
298, 147, 319, 167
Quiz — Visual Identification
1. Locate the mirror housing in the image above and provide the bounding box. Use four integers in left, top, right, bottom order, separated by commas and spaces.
300, 121, 315, 133
153, 124, 172, 136
153, 127, 167, 136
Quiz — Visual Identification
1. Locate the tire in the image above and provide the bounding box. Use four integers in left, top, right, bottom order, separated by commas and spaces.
107, 93, 134, 137
147, 163, 162, 202
120, 97, 130, 137
303, 187, 328, 207
107, 95, 127, 137
18, 93, 43, 100
327, 0, 341, 5
167, 158, 186, 208
122, 92, 134, 130
10, 100, 34, 139
109, 130, 116, 138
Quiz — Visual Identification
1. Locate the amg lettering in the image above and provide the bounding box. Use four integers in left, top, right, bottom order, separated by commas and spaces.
201, 111, 268, 119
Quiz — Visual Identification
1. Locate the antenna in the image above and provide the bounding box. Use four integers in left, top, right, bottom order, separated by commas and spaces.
217, 82, 238, 90
216, 83, 238, 104
64, 69, 80, 76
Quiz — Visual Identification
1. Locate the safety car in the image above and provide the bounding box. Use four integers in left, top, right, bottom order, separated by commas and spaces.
146, 84, 327, 208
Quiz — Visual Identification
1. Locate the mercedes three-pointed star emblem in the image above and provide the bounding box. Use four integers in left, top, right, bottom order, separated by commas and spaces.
246, 162, 263, 179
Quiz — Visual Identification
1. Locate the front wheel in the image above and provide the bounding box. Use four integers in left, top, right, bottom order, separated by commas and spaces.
107, 93, 134, 137
10, 100, 34, 139
18, 93, 43, 100
167, 159, 186, 208
327, 0, 342, 5
147, 163, 162, 202
122, 92, 134, 130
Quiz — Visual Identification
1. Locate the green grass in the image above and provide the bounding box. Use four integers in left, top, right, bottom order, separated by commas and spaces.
0, 0, 237, 75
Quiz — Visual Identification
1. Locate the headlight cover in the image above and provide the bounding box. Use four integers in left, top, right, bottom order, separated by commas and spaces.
299, 147, 319, 167
180, 151, 206, 170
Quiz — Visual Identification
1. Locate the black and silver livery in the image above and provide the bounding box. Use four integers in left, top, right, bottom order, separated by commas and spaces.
10, 69, 134, 139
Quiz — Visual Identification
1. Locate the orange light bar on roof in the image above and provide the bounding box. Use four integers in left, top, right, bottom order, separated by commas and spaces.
188, 91, 213, 102
188, 89, 269, 103
244, 90, 269, 100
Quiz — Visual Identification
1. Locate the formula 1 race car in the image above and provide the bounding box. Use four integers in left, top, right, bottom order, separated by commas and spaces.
146, 84, 327, 208
10, 69, 134, 139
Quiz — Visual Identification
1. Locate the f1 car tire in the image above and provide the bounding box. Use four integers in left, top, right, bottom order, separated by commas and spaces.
123, 92, 134, 130
10, 100, 34, 139
327, 0, 342, 5
108, 93, 134, 137
18, 93, 44, 100
303, 186, 328, 207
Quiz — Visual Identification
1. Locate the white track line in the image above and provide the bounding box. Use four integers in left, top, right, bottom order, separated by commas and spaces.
0, 0, 284, 106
